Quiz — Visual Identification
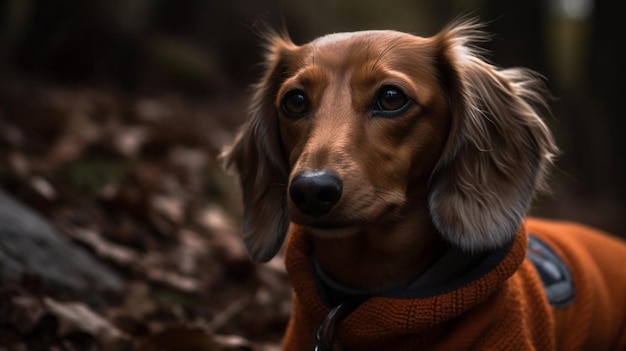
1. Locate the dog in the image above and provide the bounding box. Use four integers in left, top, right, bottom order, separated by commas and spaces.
223, 20, 626, 350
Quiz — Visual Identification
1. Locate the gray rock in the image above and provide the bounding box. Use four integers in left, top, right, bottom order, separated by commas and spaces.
0, 189, 124, 294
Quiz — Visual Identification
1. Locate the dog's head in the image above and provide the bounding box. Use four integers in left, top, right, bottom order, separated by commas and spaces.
223, 20, 558, 262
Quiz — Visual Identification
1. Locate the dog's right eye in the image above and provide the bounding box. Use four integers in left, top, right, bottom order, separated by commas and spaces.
282, 90, 309, 117
374, 86, 411, 116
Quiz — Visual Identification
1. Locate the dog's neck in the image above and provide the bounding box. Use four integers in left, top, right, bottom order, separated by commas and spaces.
310, 204, 449, 292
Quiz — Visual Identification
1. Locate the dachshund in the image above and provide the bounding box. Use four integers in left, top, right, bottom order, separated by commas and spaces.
223, 20, 626, 350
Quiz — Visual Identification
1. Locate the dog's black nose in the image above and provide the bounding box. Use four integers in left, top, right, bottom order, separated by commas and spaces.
289, 170, 342, 216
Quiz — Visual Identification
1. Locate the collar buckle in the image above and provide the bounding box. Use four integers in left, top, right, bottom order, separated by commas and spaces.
313, 303, 349, 351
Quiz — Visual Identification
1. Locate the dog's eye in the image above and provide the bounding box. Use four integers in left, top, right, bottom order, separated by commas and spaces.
282, 90, 309, 117
375, 86, 410, 113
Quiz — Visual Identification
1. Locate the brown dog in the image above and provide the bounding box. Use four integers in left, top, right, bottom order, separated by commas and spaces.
224, 20, 626, 350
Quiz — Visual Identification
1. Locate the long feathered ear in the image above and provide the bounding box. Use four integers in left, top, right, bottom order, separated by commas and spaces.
222, 33, 297, 262
428, 21, 559, 252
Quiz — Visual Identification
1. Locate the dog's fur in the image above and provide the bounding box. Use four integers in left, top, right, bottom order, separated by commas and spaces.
223, 20, 626, 349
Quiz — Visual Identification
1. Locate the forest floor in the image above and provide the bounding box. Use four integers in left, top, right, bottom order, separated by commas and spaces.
0, 81, 289, 351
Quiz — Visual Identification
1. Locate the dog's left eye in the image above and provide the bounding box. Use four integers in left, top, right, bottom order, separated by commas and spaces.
282, 90, 310, 117
375, 86, 411, 114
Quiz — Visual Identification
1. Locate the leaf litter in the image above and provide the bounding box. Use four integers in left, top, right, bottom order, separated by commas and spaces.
0, 82, 290, 350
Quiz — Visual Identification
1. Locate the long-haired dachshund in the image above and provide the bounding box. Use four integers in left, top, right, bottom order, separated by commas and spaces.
224, 20, 626, 350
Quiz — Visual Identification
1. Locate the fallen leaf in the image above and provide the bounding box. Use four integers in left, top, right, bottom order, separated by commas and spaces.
113, 126, 149, 158
8, 152, 30, 177
29, 176, 57, 201
133, 324, 218, 351
44, 297, 129, 351
134, 99, 174, 123
144, 268, 201, 293
176, 229, 208, 275
197, 206, 247, 262
120, 282, 157, 320
197, 205, 236, 235
151, 195, 185, 225
65, 227, 139, 267
6, 296, 46, 334
205, 294, 251, 333
213, 334, 255, 350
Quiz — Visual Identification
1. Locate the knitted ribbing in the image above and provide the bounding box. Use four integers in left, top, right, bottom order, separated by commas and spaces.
282, 219, 626, 350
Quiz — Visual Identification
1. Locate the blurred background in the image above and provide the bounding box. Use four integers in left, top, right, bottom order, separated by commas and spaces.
0, 0, 624, 350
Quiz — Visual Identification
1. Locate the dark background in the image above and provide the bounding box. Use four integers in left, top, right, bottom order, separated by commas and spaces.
2, 0, 623, 234
0, 0, 624, 349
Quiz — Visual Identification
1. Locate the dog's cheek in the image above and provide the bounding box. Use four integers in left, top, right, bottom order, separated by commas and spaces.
360, 124, 413, 195
408, 92, 453, 178
413, 122, 450, 176
375, 111, 450, 199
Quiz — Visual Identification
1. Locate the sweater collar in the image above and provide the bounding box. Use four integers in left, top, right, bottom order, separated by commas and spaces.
311, 243, 490, 307
285, 224, 528, 343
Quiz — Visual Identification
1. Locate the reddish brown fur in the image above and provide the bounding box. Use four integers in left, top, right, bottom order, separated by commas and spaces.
277, 32, 454, 290
223, 21, 557, 291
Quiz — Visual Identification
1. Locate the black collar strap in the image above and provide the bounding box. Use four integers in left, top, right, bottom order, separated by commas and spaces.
310, 244, 491, 307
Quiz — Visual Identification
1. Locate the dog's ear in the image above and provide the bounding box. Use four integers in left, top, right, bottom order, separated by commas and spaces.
222, 33, 297, 262
428, 20, 559, 252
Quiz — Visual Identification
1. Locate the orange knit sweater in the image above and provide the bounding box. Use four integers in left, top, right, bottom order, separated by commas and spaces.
283, 218, 626, 350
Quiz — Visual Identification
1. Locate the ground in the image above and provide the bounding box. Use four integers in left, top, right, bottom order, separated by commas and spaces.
0, 82, 289, 351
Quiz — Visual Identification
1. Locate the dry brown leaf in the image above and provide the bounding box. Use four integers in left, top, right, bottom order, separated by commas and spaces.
6, 296, 46, 334
66, 225, 203, 293
65, 227, 140, 266
151, 195, 185, 225
168, 146, 208, 192
197, 205, 236, 235
144, 268, 201, 293
8, 152, 31, 177
133, 324, 218, 351
176, 229, 208, 275
29, 176, 57, 200
47, 96, 104, 167
213, 334, 255, 350
205, 294, 251, 333
113, 126, 149, 158
168, 147, 207, 174
44, 297, 129, 351
120, 282, 157, 320
134, 99, 174, 123
197, 206, 247, 262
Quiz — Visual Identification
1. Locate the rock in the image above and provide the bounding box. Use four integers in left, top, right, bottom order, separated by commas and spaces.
0, 189, 124, 294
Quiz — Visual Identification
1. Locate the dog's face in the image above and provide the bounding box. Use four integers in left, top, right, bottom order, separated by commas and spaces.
277, 31, 451, 237
224, 21, 557, 263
